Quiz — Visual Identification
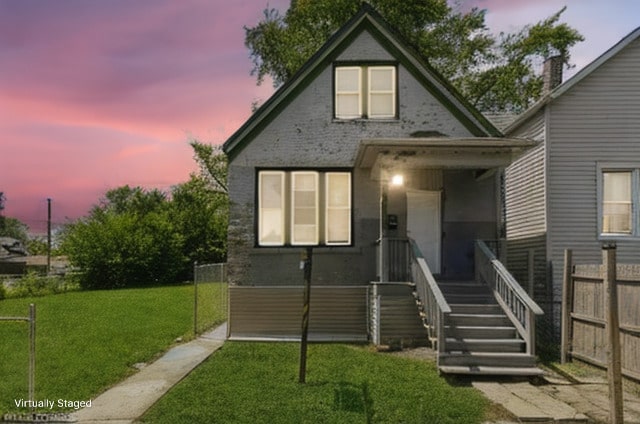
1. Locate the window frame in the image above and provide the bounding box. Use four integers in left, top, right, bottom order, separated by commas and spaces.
334, 63, 398, 120
257, 171, 286, 246
597, 163, 640, 239
256, 169, 353, 247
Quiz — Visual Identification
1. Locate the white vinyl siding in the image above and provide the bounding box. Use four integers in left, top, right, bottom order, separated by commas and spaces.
291, 172, 319, 245
325, 172, 352, 245
258, 171, 285, 246
257, 171, 352, 246
335, 65, 396, 119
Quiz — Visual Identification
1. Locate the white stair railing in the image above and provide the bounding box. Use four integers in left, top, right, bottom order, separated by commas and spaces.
408, 238, 451, 361
475, 240, 544, 355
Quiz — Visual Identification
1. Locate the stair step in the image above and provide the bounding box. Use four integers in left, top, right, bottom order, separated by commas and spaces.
446, 338, 525, 353
445, 325, 517, 339
449, 304, 502, 314
447, 313, 511, 327
443, 294, 496, 304
439, 352, 536, 367
439, 365, 543, 376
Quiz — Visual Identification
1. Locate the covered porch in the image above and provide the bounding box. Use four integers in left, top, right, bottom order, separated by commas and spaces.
357, 137, 545, 375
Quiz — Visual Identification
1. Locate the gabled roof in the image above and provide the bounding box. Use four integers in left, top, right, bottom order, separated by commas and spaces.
223, 3, 502, 160
506, 26, 640, 134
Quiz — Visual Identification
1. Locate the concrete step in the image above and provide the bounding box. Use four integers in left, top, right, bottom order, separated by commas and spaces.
439, 352, 536, 368
445, 337, 525, 353
440, 365, 543, 376
447, 313, 511, 327
445, 325, 517, 339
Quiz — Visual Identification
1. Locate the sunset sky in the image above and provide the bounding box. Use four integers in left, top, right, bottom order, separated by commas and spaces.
1, 0, 639, 233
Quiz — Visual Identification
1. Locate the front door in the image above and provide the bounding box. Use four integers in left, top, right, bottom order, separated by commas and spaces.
407, 190, 441, 274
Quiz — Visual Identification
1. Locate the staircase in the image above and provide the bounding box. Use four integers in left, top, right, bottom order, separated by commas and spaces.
435, 280, 542, 376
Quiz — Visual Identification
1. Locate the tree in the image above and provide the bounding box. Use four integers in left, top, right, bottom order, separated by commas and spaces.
60, 186, 184, 289
244, 1, 583, 113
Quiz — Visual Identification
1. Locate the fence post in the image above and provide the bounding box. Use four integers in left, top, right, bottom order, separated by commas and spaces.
193, 261, 198, 336
603, 243, 623, 424
29, 303, 36, 412
299, 247, 313, 383
561, 249, 573, 364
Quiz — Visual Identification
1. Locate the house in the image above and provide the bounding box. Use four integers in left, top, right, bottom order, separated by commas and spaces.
504, 27, 640, 346
223, 4, 542, 375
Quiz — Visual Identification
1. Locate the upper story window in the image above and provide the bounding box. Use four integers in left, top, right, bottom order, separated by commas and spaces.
335, 65, 396, 120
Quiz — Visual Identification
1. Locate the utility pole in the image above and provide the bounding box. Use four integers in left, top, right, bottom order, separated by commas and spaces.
47, 198, 51, 274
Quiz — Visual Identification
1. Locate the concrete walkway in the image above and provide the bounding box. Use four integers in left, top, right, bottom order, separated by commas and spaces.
475, 365, 640, 423
71, 323, 227, 424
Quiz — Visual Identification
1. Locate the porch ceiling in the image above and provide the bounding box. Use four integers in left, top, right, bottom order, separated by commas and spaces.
355, 137, 537, 178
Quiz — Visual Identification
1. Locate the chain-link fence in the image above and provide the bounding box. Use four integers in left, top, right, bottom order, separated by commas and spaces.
193, 263, 227, 335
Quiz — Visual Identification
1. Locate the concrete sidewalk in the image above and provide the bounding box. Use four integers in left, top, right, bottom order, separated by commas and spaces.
71, 323, 227, 424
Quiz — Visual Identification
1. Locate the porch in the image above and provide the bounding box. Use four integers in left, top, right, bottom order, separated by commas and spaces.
373, 237, 544, 376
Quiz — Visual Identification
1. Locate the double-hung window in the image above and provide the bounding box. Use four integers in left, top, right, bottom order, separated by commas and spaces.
335, 65, 396, 120
258, 171, 352, 246
599, 165, 640, 237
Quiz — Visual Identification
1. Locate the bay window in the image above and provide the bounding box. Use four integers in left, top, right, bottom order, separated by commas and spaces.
258, 170, 352, 246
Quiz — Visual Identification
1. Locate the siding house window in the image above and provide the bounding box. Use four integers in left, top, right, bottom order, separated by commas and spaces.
598, 166, 640, 237
335, 65, 396, 119
258, 171, 352, 246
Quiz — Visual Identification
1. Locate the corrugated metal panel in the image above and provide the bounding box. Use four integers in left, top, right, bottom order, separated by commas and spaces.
229, 286, 369, 341
547, 36, 640, 305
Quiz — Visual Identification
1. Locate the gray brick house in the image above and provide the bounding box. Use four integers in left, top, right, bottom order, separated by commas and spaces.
222, 5, 541, 374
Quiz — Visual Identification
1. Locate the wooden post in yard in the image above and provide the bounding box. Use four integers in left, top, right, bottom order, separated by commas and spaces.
603, 243, 623, 424
299, 247, 313, 383
561, 249, 573, 364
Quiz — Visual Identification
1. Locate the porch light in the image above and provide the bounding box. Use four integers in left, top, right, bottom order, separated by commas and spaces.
391, 174, 404, 186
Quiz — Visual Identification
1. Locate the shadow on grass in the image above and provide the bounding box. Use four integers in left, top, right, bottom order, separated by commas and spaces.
328, 381, 374, 423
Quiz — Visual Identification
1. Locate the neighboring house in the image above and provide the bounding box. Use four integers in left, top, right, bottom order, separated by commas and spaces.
223, 4, 541, 374
504, 27, 640, 344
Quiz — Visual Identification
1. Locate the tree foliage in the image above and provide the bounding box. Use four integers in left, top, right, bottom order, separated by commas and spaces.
60, 142, 229, 290
244, 1, 583, 113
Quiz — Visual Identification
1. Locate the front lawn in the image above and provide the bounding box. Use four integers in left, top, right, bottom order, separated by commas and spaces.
0, 283, 227, 415
141, 342, 490, 424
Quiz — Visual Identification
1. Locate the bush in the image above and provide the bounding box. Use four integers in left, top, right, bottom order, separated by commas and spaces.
4, 272, 79, 298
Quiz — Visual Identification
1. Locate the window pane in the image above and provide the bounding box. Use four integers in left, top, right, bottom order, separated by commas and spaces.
368, 67, 395, 119
336, 67, 361, 119
369, 67, 393, 91
336, 67, 360, 91
336, 94, 360, 118
258, 172, 284, 245
369, 93, 394, 118
602, 171, 632, 234
292, 172, 318, 245
326, 173, 351, 245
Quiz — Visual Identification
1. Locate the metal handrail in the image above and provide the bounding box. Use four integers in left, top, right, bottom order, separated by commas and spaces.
475, 240, 543, 355
407, 238, 450, 359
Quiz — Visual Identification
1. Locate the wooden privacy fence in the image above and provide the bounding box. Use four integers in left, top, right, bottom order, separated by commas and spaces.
561, 248, 640, 381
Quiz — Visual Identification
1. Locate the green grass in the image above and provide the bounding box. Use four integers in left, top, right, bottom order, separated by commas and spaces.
141, 342, 489, 424
0, 283, 227, 415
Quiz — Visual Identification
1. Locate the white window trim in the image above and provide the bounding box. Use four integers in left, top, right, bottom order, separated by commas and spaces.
368, 66, 396, 119
335, 67, 362, 119
291, 171, 319, 246
258, 171, 285, 246
597, 162, 640, 239
325, 172, 352, 245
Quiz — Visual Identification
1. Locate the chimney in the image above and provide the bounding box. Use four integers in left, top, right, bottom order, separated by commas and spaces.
543, 55, 564, 93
